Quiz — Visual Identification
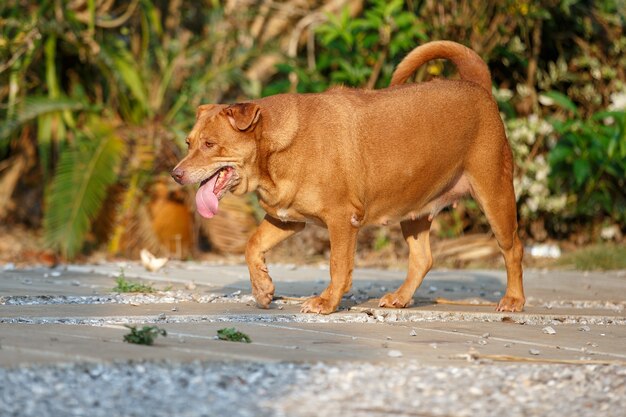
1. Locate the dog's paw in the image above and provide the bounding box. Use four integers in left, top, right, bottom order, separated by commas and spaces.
496, 295, 525, 312
254, 290, 274, 309
378, 292, 413, 308
251, 280, 275, 309
300, 296, 338, 314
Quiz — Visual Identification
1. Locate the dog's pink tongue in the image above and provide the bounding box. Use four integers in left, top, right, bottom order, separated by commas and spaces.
195, 175, 219, 218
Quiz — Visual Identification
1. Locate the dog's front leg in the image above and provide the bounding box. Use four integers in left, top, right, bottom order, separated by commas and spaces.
301, 220, 358, 314
246, 214, 305, 308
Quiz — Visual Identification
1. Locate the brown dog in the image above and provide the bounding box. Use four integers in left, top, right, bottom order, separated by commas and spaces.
172, 41, 525, 314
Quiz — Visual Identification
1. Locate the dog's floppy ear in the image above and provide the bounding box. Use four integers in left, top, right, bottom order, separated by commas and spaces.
224, 103, 261, 132
196, 104, 217, 120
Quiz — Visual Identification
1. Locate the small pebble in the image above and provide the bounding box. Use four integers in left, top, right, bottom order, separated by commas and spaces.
578, 326, 591, 332
387, 350, 403, 358
529, 349, 540, 355
481, 333, 490, 338
409, 329, 417, 337
50, 271, 61, 277
171, 307, 178, 312
157, 313, 166, 320
542, 326, 556, 335
478, 340, 487, 345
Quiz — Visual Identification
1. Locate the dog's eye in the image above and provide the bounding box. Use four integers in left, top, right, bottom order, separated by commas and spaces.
205, 141, 214, 149
185, 139, 190, 148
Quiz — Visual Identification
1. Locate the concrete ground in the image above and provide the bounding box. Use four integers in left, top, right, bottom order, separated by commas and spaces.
1, 261, 625, 416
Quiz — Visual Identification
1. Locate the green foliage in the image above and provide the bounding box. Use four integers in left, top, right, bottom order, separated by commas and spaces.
44, 119, 124, 258
1, 0, 625, 249
123, 325, 167, 345
548, 111, 626, 223
540, 91, 580, 117
0, 97, 88, 146
265, 0, 425, 94
217, 327, 252, 343
556, 243, 626, 271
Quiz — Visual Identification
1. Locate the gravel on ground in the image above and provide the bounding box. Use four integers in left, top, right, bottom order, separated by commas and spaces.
1, 361, 624, 417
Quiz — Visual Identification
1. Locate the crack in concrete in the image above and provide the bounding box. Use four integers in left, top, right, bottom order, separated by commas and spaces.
2, 310, 625, 326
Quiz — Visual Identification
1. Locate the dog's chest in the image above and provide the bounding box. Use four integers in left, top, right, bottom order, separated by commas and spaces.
261, 202, 320, 225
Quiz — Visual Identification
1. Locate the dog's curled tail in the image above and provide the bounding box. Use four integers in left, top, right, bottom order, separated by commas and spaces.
390, 41, 492, 94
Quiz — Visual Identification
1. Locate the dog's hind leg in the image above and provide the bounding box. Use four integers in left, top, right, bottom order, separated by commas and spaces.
379, 217, 433, 308
246, 214, 305, 308
467, 148, 525, 312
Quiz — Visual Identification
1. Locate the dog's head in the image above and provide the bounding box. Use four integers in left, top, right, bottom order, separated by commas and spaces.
171, 102, 261, 218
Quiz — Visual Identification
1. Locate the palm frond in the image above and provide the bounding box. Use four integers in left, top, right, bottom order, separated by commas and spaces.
44, 119, 125, 259
99, 44, 150, 117
0, 96, 88, 145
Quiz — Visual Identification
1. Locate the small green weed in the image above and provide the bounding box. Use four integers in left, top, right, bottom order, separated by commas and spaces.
123, 325, 167, 345
113, 277, 155, 293
217, 327, 252, 343
112, 269, 155, 293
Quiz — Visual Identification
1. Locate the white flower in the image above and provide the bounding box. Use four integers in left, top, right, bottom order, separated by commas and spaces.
517, 84, 533, 97
609, 91, 626, 111
527, 196, 539, 212
538, 94, 554, 106
493, 87, 513, 101
546, 195, 567, 212
538, 120, 554, 136
536, 166, 548, 182
529, 182, 545, 197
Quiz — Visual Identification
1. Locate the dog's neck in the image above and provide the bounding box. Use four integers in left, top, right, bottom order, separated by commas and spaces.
251, 95, 301, 207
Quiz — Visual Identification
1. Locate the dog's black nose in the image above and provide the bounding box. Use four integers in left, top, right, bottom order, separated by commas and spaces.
171, 167, 185, 184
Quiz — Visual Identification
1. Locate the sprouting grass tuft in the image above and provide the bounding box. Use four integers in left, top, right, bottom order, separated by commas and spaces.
112, 269, 155, 293
123, 325, 167, 345
217, 327, 252, 343
113, 277, 155, 293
